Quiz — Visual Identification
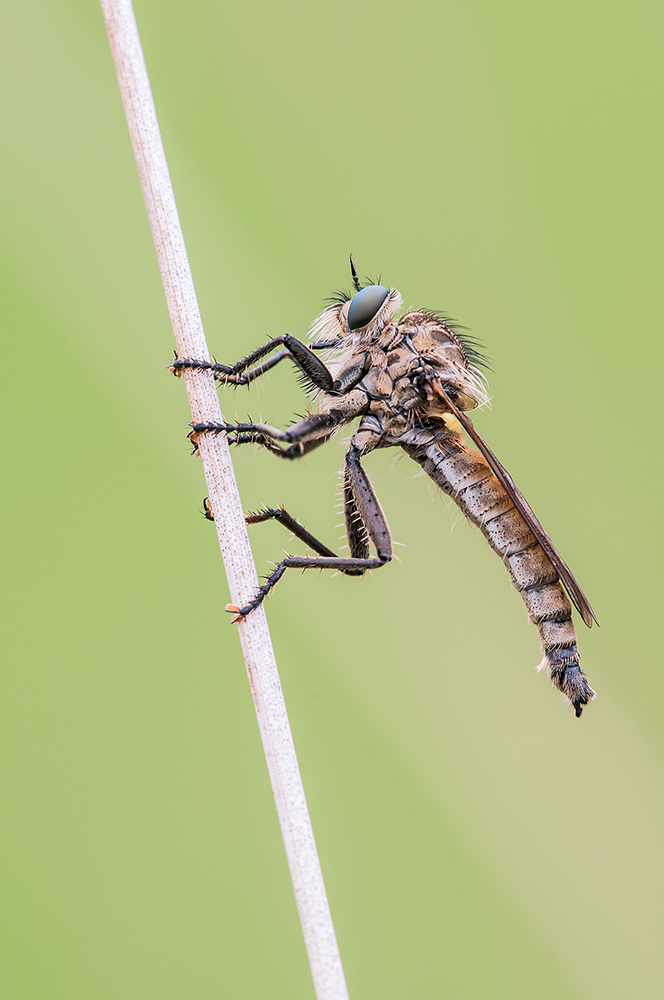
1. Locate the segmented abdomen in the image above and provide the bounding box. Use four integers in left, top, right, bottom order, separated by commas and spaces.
403, 431, 595, 716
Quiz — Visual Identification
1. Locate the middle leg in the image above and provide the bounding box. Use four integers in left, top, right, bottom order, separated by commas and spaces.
189, 410, 348, 459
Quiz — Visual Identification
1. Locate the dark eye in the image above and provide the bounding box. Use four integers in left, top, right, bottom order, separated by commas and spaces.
347, 284, 389, 331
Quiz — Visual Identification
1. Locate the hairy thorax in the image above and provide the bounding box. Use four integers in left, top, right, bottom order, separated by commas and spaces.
319, 311, 487, 455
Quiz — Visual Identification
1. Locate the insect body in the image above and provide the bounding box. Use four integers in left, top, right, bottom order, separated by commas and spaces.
173, 258, 597, 716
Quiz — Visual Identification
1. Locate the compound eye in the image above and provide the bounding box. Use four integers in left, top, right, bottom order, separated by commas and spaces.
347, 284, 389, 331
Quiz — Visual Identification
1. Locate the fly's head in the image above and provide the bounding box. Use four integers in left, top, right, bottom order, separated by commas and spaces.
309, 255, 402, 347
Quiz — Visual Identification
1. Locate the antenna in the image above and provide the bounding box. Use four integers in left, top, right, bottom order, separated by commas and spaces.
349, 253, 362, 292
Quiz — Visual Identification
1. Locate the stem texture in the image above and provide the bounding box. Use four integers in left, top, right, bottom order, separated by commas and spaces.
100, 3, 349, 996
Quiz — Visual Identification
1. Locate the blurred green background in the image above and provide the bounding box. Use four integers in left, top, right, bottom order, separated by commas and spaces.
1, 0, 662, 997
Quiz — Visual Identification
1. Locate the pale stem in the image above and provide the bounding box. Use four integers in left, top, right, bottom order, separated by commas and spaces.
99, 2, 350, 997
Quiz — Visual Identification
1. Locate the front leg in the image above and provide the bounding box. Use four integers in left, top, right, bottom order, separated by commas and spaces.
171, 335, 336, 392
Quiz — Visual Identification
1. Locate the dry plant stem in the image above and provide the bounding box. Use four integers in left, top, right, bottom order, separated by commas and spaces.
100, 2, 349, 997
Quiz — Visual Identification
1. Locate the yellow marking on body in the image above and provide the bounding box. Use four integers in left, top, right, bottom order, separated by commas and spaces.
442, 413, 464, 433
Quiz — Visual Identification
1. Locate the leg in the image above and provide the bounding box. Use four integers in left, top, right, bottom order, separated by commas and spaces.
230, 431, 335, 460
204, 501, 337, 557
226, 446, 393, 619
344, 444, 392, 560
172, 349, 292, 386
171, 334, 335, 392
245, 507, 337, 557
189, 410, 348, 459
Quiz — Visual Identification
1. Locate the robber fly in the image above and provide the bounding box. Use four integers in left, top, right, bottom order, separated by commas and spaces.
172, 257, 597, 716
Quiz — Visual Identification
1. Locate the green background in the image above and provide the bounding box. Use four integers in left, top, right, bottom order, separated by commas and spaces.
1, 1, 662, 997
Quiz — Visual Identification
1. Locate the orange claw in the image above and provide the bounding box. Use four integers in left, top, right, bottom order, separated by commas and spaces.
225, 603, 244, 623
187, 428, 200, 454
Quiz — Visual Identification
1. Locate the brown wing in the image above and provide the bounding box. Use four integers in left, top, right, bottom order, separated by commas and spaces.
432, 382, 598, 628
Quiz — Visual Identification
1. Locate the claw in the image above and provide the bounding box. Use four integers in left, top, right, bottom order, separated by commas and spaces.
187, 428, 200, 455
225, 603, 245, 624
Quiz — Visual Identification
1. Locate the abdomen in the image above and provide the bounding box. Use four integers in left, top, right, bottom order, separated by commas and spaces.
403, 431, 595, 716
